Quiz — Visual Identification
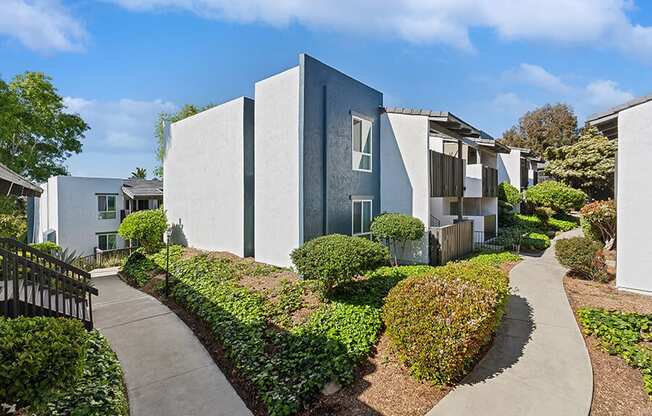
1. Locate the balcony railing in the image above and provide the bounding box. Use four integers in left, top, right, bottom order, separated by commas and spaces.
430, 151, 463, 197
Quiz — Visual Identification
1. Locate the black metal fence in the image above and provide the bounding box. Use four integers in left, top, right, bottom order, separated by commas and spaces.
77, 246, 136, 271
473, 228, 543, 252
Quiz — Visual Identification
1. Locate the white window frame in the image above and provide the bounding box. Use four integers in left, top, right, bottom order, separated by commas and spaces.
352, 116, 373, 173
97, 194, 117, 220
97, 233, 117, 251
351, 199, 373, 236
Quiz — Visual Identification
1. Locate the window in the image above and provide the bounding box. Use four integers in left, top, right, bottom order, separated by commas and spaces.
97, 233, 117, 251
137, 199, 149, 211
352, 116, 372, 172
98, 195, 116, 219
467, 148, 478, 165
352, 199, 372, 236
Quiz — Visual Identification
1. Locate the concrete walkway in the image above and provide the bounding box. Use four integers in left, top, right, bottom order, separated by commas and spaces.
91, 268, 252, 416
428, 230, 593, 416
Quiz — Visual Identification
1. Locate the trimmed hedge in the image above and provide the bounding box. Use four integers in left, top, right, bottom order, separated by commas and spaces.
29, 241, 62, 254
290, 234, 390, 297
118, 208, 167, 253
383, 262, 509, 384
370, 213, 424, 265
555, 237, 608, 282
523, 232, 550, 251
0, 317, 127, 415
498, 182, 521, 206
524, 181, 587, 213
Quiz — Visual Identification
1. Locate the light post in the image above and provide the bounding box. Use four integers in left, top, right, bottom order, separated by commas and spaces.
165, 226, 172, 298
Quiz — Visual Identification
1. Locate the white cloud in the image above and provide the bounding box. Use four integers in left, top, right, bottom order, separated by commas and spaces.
507, 63, 571, 93
110, 0, 652, 59
63, 97, 177, 152
584, 80, 635, 109
491, 92, 535, 116
0, 0, 86, 52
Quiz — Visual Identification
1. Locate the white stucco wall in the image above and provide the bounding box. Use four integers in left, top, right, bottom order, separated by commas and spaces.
616, 100, 652, 294
380, 112, 430, 263
254, 66, 301, 267
165, 97, 251, 257
497, 149, 521, 188
36, 176, 126, 255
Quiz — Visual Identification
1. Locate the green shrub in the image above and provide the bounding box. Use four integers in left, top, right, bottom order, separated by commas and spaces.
555, 237, 608, 282
534, 206, 553, 224
580, 200, 616, 246
0, 317, 87, 406
0, 212, 27, 239
29, 241, 62, 254
466, 251, 521, 268
579, 308, 652, 397
370, 213, 424, 265
290, 234, 390, 297
383, 262, 508, 384
522, 232, 550, 251
524, 181, 587, 213
498, 182, 521, 206
498, 200, 515, 225
548, 214, 579, 232
122, 251, 160, 287
35, 332, 128, 416
118, 208, 167, 253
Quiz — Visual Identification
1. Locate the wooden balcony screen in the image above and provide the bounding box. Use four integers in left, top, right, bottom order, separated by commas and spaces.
430, 151, 463, 198
482, 166, 498, 197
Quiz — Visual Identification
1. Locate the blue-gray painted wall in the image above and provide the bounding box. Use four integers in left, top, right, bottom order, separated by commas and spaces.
299, 54, 383, 241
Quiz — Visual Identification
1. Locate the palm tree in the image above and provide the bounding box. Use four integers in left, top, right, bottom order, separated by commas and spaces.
130, 167, 147, 179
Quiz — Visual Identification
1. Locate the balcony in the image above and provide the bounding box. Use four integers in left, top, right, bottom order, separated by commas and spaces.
464, 164, 498, 198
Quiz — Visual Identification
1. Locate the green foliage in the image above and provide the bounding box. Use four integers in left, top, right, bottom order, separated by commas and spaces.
499, 103, 578, 158
0, 212, 27, 239
122, 251, 160, 287
130, 167, 147, 179
290, 234, 390, 297
118, 208, 167, 253
545, 127, 617, 200
555, 237, 608, 282
534, 206, 553, 224
149, 251, 397, 415
155, 104, 214, 177
523, 232, 550, 250
580, 200, 617, 246
548, 215, 579, 232
465, 251, 521, 268
524, 181, 587, 213
0, 72, 88, 182
0, 317, 87, 406
34, 331, 128, 416
383, 262, 509, 384
370, 213, 425, 265
498, 182, 521, 206
579, 308, 652, 396
29, 241, 62, 254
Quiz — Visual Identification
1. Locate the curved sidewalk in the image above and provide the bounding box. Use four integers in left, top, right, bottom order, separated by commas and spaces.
428, 230, 593, 416
91, 268, 252, 416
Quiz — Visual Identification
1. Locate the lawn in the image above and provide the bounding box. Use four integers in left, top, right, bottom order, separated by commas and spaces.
121, 248, 519, 416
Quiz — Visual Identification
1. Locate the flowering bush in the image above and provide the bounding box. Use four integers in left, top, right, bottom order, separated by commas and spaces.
580, 200, 616, 248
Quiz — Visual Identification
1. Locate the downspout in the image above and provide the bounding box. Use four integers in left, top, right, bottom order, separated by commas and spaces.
457, 139, 463, 223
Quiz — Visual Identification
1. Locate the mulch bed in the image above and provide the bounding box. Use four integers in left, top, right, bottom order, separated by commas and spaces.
564, 276, 652, 416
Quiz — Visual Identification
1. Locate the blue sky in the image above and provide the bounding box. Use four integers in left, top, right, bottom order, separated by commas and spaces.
1, 0, 651, 179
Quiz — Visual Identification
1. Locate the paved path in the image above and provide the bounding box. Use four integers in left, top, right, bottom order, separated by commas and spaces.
428, 230, 593, 416
91, 268, 252, 416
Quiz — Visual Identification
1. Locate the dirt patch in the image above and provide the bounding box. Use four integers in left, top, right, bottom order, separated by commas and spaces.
239, 270, 299, 293
564, 276, 652, 416
301, 335, 449, 416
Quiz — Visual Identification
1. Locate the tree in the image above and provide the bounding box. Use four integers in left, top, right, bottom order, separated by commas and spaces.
544, 126, 617, 200
0, 72, 88, 182
130, 167, 147, 179
154, 104, 214, 178
499, 103, 578, 158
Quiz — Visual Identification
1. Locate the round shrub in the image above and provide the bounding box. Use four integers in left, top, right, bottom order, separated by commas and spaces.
383, 262, 508, 384
522, 232, 550, 251
534, 207, 553, 224
498, 182, 521, 206
580, 200, 616, 246
291, 234, 390, 297
524, 181, 587, 213
0, 317, 88, 406
370, 213, 424, 265
29, 241, 62, 254
118, 208, 167, 253
555, 237, 608, 282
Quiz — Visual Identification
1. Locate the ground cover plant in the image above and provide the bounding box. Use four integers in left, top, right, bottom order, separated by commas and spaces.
0, 317, 127, 415
383, 262, 509, 384
579, 308, 652, 396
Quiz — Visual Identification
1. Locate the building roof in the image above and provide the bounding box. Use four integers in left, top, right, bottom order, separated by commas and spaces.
383, 107, 482, 138
121, 179, 163, 199
586, 92, 652, 124
0, 162, 42, 197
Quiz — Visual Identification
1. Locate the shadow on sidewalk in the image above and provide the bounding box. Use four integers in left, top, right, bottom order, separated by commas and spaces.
460, 294, 535, 385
